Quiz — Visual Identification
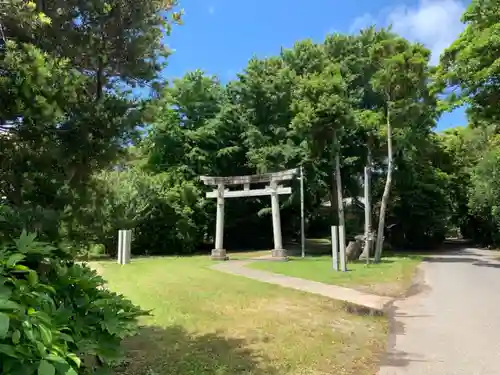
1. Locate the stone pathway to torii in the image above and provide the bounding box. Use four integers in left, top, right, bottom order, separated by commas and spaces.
211, 258, 392, 314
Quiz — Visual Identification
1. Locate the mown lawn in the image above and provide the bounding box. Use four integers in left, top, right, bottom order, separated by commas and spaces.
93, 256, 388, 375
249, 255, 421, 297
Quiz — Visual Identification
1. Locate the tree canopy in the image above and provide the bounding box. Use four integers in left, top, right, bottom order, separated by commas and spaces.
2, 0, 500, 257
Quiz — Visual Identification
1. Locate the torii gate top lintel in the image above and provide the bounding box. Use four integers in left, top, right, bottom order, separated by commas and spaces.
200, 168, 299, 186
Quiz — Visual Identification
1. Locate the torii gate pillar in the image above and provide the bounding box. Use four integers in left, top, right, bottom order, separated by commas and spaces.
270, 180, 285, 258
200, 169, 298, 261
213, 183, 227, 260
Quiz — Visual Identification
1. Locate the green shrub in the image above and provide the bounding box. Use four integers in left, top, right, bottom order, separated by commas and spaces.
71, 169, 204, 256
0, 231, 147, 374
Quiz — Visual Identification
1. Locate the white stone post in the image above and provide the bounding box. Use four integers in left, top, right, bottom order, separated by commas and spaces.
270, 180, 286, 260
117, 229, 132, 265
211, 183, 228, 260
117, 230, 123, 264
360, 165, 372, 263
339, 225, 347, 272
331, 226, 339, 271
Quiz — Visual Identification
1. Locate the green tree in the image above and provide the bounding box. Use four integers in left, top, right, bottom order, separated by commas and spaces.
291, 61, 354, 243
440, 124, 500, 245
437, 0, 500, 124
369, 35, 435, 261
0, 41, 142, 240
0, 0, 180, 242
3, 0, 182, 99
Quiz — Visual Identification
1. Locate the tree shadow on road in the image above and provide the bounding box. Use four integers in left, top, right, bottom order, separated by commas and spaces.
424, 256, 478, 263
425, 255, 500, 269
114, 325, 280, 375
381, 306, 433, 369
382, 350, 431, 368
472, 260, 500, 269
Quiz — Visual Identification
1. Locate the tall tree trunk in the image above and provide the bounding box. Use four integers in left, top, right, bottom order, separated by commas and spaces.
361, 141, 372, 262
329, 137, 339, 225
334, 132, 346, 256
96, 57, 104, 102
374, 102, 393, 262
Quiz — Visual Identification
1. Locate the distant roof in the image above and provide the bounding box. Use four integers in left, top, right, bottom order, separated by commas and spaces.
321, 197, 366, 207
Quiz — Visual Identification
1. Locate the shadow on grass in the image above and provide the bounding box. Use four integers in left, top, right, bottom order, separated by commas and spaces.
115, 325, 280, 375
76, 254, 112, 262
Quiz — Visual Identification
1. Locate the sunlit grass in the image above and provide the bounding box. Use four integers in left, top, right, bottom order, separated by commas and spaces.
92, 256, 388, 375
249, 255, 422, 297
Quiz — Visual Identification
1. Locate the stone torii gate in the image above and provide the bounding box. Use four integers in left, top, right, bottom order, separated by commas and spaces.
200, 168, 298, 261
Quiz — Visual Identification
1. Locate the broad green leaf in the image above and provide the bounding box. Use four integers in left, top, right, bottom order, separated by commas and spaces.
67, 353, 81, 368
0, 312, 9, 338
56, 332, 74, 343
11, 329, 21, 344
28, 270, 39, 286
6, 253, 25, 267
38, 360, 55, 375
37, 284, 56, 294
38, 324, 52, 345
64, 366, 78, 375
0, 285, 12, 299
0, 343, 18, 358
51, 357, 78, 375
0, 299, 22, 311
22, 322, 35, 342
45, 354, 67, 364
36, 341, 47, 357
14, 230, 37, 254
32, 311, 52, 325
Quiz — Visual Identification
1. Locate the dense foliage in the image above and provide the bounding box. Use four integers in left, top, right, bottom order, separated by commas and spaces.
0, 0, 181, 242
0, 1, 179, 373
0, 232, 146, 375
436, 0, 500, 246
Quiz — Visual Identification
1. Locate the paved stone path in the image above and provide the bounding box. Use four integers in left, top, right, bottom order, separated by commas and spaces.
379, 248, 500, 375
211, 260, 393, 313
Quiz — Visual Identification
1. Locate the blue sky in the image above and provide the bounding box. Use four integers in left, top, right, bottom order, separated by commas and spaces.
161, 0, 469, 131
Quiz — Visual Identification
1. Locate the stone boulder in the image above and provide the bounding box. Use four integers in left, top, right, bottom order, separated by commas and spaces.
346, 236, 363, 261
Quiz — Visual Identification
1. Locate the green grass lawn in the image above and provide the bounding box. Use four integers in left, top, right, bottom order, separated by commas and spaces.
92, 256, 388, 375
249, 255, 421, 297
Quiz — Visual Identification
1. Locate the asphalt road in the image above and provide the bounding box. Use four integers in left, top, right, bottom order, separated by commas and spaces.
379, 248, 500, 375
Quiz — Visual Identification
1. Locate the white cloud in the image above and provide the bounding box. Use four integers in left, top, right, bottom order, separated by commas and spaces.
208, 6, 215, 15
350, 0, 466, 64
349, 13, 377, 33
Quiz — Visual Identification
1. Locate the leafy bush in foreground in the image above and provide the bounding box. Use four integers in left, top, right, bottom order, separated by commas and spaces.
0, 232, 147, 374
